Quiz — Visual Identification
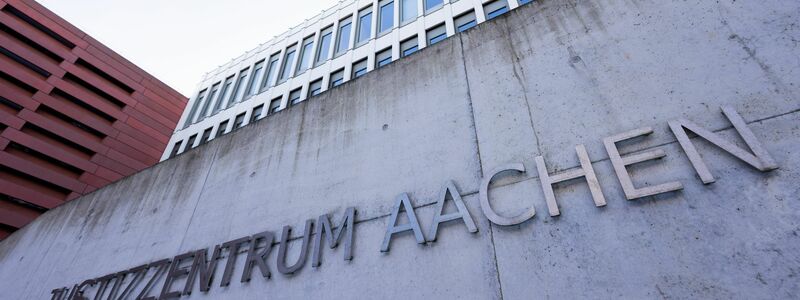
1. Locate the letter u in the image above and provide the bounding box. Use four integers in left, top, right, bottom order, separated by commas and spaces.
276, 219, 314, 275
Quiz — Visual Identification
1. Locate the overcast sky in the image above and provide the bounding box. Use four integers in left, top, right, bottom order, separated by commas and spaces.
38, 0, 339, 97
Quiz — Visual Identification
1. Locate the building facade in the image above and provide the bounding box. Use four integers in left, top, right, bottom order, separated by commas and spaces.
1, 0, 799, 299
0, 0, 187, 239
164, 0, 534, 160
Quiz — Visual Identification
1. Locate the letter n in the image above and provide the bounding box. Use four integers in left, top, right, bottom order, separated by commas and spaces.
669, 105, 778, 184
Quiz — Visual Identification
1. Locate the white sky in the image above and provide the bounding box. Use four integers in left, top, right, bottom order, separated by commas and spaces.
37, 0, 339, 97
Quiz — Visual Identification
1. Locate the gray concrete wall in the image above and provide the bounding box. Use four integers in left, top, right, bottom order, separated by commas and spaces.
1, 0, 799, 299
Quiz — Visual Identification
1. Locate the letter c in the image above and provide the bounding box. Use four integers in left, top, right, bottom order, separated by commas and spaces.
479, 163, 536, 226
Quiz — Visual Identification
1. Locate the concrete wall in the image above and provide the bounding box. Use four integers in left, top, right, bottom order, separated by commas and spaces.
1, 0, 799, 299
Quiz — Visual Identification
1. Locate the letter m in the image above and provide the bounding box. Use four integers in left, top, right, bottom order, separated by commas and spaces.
311, 207, 356, 267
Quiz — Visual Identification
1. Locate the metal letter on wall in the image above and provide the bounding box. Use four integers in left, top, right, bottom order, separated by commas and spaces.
381, 193, 426, 252
603, 127, 683, 200
160, 251, 196, 299
241, 231, 275, 283
669, 105, 778, 184
427, 181, 478, 241
220, 237, 251, 287
277, 219, 314, 275
312, 207, 356, 267
69, 279, 95, 300
137, 259, 171, 300
116, 264, 149, 300
91, 272, 119, 300
535, 144, 606, 216
184, 245, 223, 294
479, 163, 536, 226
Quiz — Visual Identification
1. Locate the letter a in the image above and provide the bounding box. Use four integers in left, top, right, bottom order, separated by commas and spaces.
381, 193, 425, 252
427, 181, 477, 242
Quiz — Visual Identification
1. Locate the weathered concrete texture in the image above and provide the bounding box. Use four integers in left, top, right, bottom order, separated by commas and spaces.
1, 0, 799, 299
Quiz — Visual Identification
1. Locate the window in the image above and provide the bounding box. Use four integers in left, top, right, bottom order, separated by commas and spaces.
484, 0, 509, 20
251, 104, 264, 123
233, 113, 246, 129
245, 61, 265, 99
308, 78, 323, 97
518, 0, 533, 5
168, 140, 182, 158
213, 76, 235, 114
296, 36, 315, 75
376, 48, 392, 68
400, 36, 419, 57
378, 1, 394, 34
352, 58, 368, 78
329, 69, 344, 88
454, 10, 477, 32
198, 83, 220, 120
268, 97, 282, 114
187, 134, 197, 149
316, 26, 333, 64
279, 45, 297, 83
199, 127, 213, 145
216, 120, 229, 137
424, 0, 444, 13
400, 0, 417, 23
228, 68, 249, 108
356, 7, 373, 45
289, 88, 303, 106
426, 24, 447, 45
336, 17, 353, 55
184, 89, 206, 128
261, 53, 281, 90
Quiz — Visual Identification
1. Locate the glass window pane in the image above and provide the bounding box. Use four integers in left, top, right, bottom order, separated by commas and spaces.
352, 59, 368, 78
400, 36, 418, 57
246, 61, 265, 97
199, 83, 219, 119
251, 104, 263, 122
289, 88, 303, 105
268, 97, 281, 113
426, 24, 447, 45
330, 69, 344, 88
379, 2, 394, 33
425, 0, 443, 12
455, 11, 477, 32
336, 20, 352, 54
376, 48, 392, 68
216, 120, 228, 137
484, 0, 509, 20
297, 38, 315, 74
229, 69, 249, 107
213, 76, 234, 114
401, 0, 417, 23
233, 113, 245, 128
185, 89, 206, 127
262, 55, 280, 89
357, 12, 372, 44
316, 30, 332, 63
518, 0, 533, 4
279, 49, 296, 82
187, 134, 197, 148
309, 79, 323, 97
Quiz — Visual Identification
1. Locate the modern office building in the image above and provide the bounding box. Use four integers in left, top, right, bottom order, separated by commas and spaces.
2, 0, 800, 299
164, 0, 534, 160
0, 0, 187, 239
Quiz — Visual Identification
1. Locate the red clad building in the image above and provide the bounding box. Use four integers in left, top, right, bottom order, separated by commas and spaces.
0, 0, 187, 239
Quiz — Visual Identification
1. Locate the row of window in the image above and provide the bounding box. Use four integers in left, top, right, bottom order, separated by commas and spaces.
172, 0, 534, 157
182, 0, 529, 131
